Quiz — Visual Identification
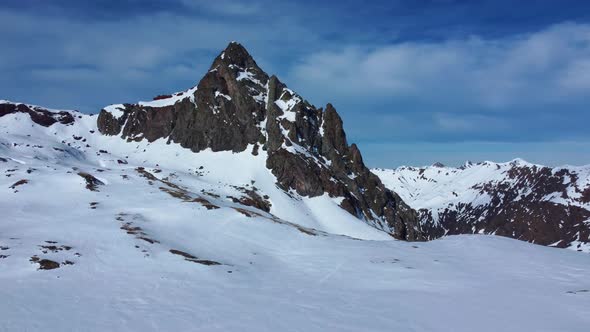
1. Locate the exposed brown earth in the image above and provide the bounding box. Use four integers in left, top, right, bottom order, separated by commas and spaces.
169, 249, 222, 266
29, 256, 60, 270
77, 172, 104, 191
9, 179, 28, 189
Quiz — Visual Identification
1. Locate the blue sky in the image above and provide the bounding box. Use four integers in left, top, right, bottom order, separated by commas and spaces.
1, 0, 590, 167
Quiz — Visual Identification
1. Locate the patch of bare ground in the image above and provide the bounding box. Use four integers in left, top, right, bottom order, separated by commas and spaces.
27, 241, 80, 269
118, 214, 160, 252
77, 172, 104, 191
232, 207, 263, 218
201, 190, 220, 198
232, 207, 320, 236
293, 225, 317, 236
29, 255, 76, 270
189, 197, 220, 210
160, 186, 221, 209
228, 186, 272, 212
135, 167, 158, 184
30, 256, 60, 270
39, 244, 72, 254
137, 167, 220, 210
9, 179, 28, 189
0, 246, 9, 259
169, 249, 222, 266
159, 186, 191, 200
138, 236, 159, 244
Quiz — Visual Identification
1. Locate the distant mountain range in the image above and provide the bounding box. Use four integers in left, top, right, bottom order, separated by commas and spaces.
373, 160, 590, 252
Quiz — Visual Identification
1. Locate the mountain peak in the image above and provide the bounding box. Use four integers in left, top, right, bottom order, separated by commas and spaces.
94, 43, 423, 240
212, 41, 258, 70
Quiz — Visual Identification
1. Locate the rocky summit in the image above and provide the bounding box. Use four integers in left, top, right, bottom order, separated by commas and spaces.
96, 42, 422, 240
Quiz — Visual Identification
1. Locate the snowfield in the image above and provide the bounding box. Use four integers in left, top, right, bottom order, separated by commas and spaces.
1, 109, 590, 331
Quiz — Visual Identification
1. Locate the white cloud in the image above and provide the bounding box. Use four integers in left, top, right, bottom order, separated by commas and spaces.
0, 8, 320, 75
290, 22, 590, 111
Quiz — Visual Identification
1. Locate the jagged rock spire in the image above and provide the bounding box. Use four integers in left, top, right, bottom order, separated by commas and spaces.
96, 42, 424, 240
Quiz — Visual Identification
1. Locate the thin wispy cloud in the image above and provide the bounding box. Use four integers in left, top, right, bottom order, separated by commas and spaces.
290, 23, 590, 111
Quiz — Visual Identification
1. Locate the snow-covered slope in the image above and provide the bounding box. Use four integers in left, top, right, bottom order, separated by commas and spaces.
0, 104, 387, 241
373, 160, 590, 252
1, 111, 590, 331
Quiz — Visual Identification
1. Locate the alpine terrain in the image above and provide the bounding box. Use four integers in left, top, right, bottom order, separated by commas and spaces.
1, 42, 589, 331
373, 160, 590, 252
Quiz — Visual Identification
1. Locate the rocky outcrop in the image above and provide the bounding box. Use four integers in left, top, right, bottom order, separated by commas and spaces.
0, 101, 75, 127
374, 160, 590, 251
97, 42, 423, 240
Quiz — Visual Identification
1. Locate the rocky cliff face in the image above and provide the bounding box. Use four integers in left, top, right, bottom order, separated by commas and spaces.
374, 160, 590, 252
97, 42, 422, 240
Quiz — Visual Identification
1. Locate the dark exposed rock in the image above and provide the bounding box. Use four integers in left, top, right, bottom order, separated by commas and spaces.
9, 179, 28, 189
0, 102, 74, 126
30, 256, 60, 270
153, 94, 173, 100
94, 42, 422, 240
234, 189, 272, 213
96, 105, 127, 136
78, 172, 104, 191
169, 249, 222, 265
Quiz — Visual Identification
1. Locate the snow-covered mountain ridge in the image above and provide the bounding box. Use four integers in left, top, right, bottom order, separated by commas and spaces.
2, 43, 590, 331
373, 159, 590, 252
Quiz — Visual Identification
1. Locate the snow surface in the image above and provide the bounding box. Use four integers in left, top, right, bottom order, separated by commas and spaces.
2, 113, 590, 331
103, 104, 125, 119
138, 85, 199, 107
275, 88, 302, 122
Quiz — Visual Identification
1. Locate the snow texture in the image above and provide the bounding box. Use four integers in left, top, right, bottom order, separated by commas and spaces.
1, 112, 589, 331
